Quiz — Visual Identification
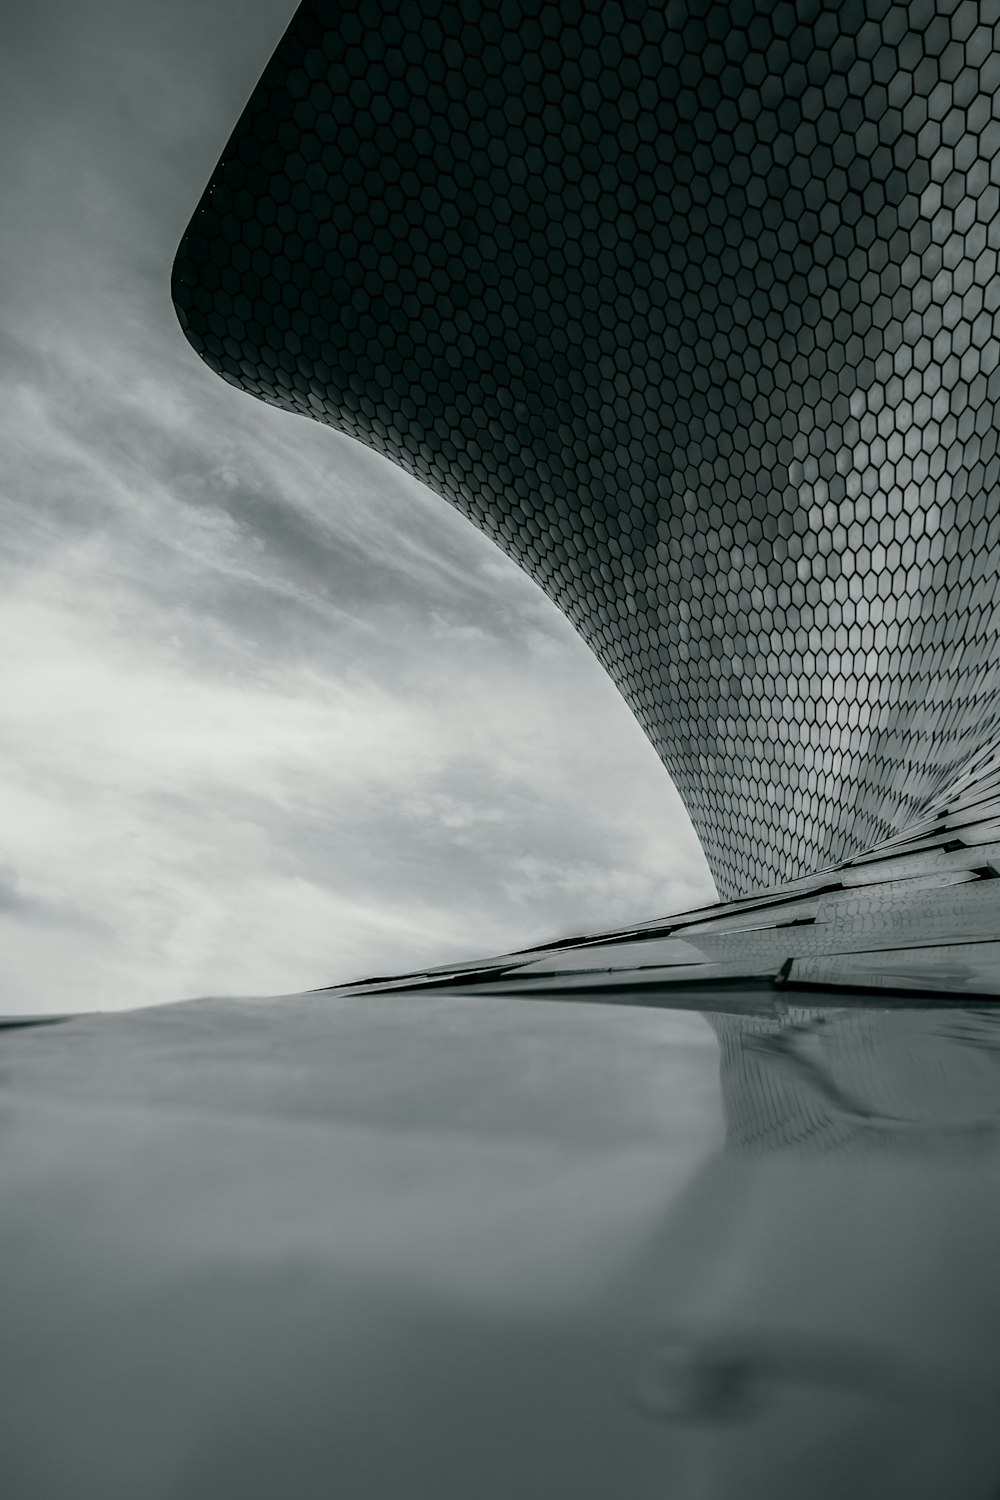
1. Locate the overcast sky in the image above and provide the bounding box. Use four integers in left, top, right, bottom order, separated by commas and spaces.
0, 0, 714, 1014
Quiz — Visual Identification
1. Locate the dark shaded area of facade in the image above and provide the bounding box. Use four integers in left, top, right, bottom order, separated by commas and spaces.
174, 0, 1000, 896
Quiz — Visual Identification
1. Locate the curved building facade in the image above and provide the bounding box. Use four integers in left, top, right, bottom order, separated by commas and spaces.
173, 0, 1000, 897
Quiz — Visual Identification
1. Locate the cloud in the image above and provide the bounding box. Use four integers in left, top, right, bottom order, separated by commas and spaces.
0, 862, 109, 936
0, 0, 714, 1014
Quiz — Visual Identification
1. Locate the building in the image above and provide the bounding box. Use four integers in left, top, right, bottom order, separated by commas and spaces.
173, 0, 1000, 899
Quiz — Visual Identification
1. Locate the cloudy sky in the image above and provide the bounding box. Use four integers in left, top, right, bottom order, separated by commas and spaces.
0, 0, 713, 1015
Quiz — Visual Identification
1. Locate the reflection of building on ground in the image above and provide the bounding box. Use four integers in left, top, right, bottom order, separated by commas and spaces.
175, 0, 1000, 897
711, 1007, 1000, 1152
624, 1003, 1000, 1500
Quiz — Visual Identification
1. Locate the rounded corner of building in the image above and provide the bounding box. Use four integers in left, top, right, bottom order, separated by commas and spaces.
171, 245, 211, 360
169, 230, 256, 398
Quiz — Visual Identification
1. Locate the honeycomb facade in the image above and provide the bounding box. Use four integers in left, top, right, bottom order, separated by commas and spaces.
173, 0, 1000, 898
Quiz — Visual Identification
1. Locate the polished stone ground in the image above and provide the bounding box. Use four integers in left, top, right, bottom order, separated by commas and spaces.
3, 981, 1000, 1499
